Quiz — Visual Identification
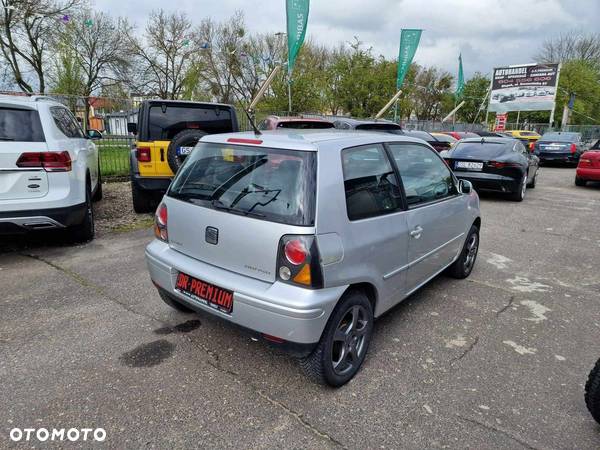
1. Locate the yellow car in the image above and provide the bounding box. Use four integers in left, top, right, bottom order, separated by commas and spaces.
128, 100, 239, 212
507, 130, 541, 150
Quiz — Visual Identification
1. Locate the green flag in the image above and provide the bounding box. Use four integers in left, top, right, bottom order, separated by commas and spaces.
397, 29, 422, 89
456, 53, 465, 97
286, 0, 310, 74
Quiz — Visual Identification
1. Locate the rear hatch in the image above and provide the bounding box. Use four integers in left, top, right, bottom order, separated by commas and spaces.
580, 150, 600, 168
0, 105, 49, 201
445, 141, 513, 174
164, 140, 317, 283
537, 140, 571, 153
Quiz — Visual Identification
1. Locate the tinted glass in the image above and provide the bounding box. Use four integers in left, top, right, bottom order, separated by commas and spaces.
341, 144, 401, 220
50, 107, 84, 138
355, 123, 403, 134
0, 108, 45, 142
540, 132, 579, 142
388, 143, 457, 206
277, 121, 334, 129
168, 143, 316, 226
431, 134, 456, 143
405, 130, 433, 141
148, 105, 233, 140
519, 131, 539, 137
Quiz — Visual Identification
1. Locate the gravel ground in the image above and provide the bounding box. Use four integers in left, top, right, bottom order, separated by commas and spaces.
95, 181, 154, 235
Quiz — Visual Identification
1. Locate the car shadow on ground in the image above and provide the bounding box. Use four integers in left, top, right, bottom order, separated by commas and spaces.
0, 229, 87, 254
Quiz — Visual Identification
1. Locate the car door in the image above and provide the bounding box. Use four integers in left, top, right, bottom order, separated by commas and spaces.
387, 142, 466, 293
516, 141, 538, 182
337, 143, 409, 308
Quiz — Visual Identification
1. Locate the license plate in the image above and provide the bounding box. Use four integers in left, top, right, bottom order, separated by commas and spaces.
455, 161, 483, 170
175, 272, 234, 314
176, 146, 194, 156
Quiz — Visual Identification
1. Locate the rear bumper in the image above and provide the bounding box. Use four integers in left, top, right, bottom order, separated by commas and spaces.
132, 173, 172, 192
0, 202, 86, 233
454, 171, 520, 193
537, 152, 579, 163
576, 167, 600, 181
145, 239, 347, 348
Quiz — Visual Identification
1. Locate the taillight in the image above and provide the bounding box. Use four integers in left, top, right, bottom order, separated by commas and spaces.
579, 158, 592, 167
570, 143, 577, 154
277, 235, 323, 288
154, 203, 168, 242
529, 142, 535, 151
16, 151, 72, 172
137, 146, 151, 162
488, 161, 521, 169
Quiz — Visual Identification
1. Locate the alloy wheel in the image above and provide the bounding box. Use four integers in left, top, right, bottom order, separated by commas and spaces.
463, 233, 478, 273
331, 305, 369, 376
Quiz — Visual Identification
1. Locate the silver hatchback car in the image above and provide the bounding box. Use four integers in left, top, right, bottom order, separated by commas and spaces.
146, 131, 481, 386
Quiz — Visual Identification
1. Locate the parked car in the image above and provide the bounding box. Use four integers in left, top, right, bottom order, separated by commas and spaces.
333, 118, 403, 134
472, 131, 506, 138
507, 130, 541, 151
575, 147, 600, 186
441, 137, 539, 201
533, 131, 584, 165
404, 130, 453, 152
146, 131, 481, 386
258, 116, 335, 130
430, 132, 457, 147
586, 359, 600, 424
0, 95, 101, 241
441, 131, 480, 141
127, 100, 239, 213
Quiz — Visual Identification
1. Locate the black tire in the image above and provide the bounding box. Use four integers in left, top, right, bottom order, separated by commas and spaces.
131, 178, 156, 213
575, 176, 587, 187
447, 224, 479, 279
159, 290, 194, 313
510, 174, 527, 202
92, 167, 103, 202
300, 290, 374, 387
70, 179, 95, 243
167, 129, 207, 173
585, 358, 600, 424
527, 170, 537, 189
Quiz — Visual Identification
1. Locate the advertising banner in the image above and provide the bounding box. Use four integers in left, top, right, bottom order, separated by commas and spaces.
286, 0, 310, 74
397, 29, 422, 89
488, 63, 559, 113
494, 113, 508, 131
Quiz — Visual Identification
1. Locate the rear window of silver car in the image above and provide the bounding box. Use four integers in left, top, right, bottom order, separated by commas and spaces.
168, 142, 316, 226
0, 107, 45, 142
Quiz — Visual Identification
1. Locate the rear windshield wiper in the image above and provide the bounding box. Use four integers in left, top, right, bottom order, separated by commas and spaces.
211, 199, 266, 218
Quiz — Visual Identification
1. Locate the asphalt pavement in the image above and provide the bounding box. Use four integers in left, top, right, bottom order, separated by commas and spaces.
1, 167, 599, 449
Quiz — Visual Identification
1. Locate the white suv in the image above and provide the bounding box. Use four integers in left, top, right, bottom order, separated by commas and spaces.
0, 95, 101, 242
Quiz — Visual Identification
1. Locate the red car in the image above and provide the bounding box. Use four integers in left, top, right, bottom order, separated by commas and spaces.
575, 143, 600, 186
258, 115, 335, 130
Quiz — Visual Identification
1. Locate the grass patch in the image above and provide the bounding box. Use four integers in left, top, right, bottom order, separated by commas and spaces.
110, 216, 155, 233
98, 143, 130, 177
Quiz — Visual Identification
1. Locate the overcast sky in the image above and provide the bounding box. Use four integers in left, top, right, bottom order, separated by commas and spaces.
94, 0, 599, 79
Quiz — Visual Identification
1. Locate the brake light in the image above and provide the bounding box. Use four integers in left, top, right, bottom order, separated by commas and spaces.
579, 158, 592, 167
570, 143, 577, 154
227, 138, 263, 145
154, 203, 168, 242
284, 239, 307, 265
529, 142, 535, 151
16, 151, 72, 172
277, 235, 323, 288
137, 146, 151, 162
488, 161, 521, 169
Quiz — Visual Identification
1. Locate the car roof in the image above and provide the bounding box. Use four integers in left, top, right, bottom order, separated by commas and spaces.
0, 94, 64, 108
333, 117, 400, 127
201, 130, 426, 151
459, 137, 519, 144
145, 99, 235, 109
266, 115, 332, 123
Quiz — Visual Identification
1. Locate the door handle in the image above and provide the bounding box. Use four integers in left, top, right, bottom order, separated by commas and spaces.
410, 226, 423, 239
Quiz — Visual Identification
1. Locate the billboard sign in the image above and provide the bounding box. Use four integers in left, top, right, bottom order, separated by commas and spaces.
494, 113, 508, 131
488, 63, 559, 113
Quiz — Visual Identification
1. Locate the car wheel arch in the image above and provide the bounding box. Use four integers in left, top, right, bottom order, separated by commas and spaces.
343, 282, 378, 314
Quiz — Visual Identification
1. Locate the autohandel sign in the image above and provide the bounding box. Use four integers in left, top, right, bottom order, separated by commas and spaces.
488, 63, 560, 113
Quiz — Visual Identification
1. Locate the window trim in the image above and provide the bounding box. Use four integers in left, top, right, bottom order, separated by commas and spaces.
384, 141, 461, 210
340, 142, 405, 222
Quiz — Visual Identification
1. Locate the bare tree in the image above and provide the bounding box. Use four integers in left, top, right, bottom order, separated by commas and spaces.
129, 10, 200, 99
536, 32, 600, 65
60, 10, 131, 127
0, 0, 82, 93
411, 65, 453, 120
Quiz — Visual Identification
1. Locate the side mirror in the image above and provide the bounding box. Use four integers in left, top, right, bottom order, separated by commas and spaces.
459, 179, 473, 195
127, 122, 138, 134
87, 129, 103, 140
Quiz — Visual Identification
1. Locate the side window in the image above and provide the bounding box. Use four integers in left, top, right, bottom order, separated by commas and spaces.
388, 143, 458, 207
341, 144, 401, 221
50, 107, 84, 138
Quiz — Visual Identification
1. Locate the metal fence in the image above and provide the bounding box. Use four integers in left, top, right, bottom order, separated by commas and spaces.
97, 135, 134, 179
